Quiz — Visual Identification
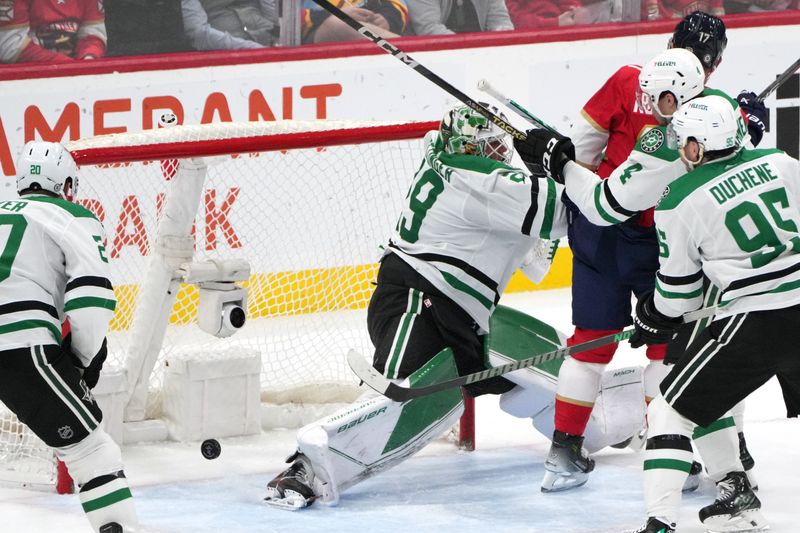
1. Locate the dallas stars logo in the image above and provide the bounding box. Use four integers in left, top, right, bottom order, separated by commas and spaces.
640, 128, 665, 154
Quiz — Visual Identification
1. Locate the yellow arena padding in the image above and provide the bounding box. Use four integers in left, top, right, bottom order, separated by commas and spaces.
108, 248, 573, 331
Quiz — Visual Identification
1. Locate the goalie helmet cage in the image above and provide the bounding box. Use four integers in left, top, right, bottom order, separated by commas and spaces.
0, 119, 477, 492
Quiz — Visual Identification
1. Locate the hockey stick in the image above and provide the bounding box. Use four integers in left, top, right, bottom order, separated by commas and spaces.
757, 56, 800, 101
477, 79, 558, 132
309, 0, 527, 141
348, 306, 717, 402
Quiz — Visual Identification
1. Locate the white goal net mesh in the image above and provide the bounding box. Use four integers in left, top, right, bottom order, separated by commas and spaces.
0, 119, 441, 489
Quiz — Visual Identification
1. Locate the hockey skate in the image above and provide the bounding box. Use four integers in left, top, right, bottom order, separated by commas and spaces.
738, 432, 758, 491
541, 430, 595, 493
699, 471, 769, 532
265, 452, 318, 511
626, 517, 676, 533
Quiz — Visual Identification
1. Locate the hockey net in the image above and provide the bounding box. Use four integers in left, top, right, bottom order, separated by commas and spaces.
0, 119, 475, 491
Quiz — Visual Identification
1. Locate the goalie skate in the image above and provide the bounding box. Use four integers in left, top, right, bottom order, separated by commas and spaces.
699, 472, 768, 533
264, 453, 318, 511
541, 431, 595, 493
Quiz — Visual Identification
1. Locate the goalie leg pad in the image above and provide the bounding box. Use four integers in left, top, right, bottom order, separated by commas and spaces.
277, 348, 465, 507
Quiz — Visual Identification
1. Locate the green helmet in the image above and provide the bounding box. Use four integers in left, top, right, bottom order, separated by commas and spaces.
439, 103, 511, 163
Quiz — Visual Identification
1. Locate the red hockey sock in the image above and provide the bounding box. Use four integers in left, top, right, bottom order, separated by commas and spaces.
554, 397, 594, 437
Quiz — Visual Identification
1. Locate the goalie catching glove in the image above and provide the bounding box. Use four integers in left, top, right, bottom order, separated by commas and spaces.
513, 129, 575, 183
62, 334, 108, 389
629, 291, 682, 348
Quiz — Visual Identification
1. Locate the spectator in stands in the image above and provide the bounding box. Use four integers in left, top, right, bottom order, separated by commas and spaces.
0, 0, 106, 63
643, 0, 724, 20
724, 0, 798, 12
407, 0, 513, 35
303, 0, 408, 43
181, 0, 278, 50
508, 0, 613, 29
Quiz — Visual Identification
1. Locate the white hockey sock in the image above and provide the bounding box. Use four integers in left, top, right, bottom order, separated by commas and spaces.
79, 472, 138, 533
731, 399, 746, 432
555, 357, 605, 407
643, 396, 695, 525
693, 412, 742, 482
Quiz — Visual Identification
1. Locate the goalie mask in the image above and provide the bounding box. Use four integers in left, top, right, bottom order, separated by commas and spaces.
669, 11, 727, 72
639, 48, 706, 121
669, 95, 747, 170
440, 104, 512, 164
16, 141, 79, 201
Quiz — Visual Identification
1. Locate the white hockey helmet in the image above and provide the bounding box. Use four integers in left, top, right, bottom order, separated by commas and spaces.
639, 48, 705, 120
439, 103, 511, 164
669, 94, 747, 168
16, 141, 79, 200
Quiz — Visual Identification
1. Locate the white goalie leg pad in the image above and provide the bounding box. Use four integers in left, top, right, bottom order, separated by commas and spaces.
582, 365, 646, 453
693, 412, 743, 482
296, 349, 465, 505
498, 363, 558, 419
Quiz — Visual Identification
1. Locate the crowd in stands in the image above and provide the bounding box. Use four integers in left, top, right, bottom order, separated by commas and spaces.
0, 0, 797, 63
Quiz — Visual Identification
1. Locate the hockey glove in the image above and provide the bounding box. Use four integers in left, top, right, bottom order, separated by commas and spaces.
513, 129, 575, 184
62, 334, 107, 389
630, 291, 682, 348
736, 91, 768, 147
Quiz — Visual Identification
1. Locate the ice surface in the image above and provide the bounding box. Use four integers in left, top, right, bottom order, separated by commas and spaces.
3, 289, 796, 532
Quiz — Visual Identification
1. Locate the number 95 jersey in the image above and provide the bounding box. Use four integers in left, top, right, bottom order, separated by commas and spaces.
0, 196, 114, 365
654, 148, 800, 319
387, 131, 568, 333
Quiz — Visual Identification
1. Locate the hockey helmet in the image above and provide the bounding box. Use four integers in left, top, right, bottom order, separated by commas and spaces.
669, 11, 727, 71
669, 95, 747, 168
16, 141, 79, 200
639, 49, 706, 120
440, 103, 511, 164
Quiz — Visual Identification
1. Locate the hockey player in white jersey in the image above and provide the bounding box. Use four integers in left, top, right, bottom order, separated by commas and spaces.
0, 142, 138, 533
628, 95, 800, 533
263, 103, 581, 510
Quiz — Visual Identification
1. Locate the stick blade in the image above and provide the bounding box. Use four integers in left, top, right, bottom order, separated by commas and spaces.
346, 350, 413, 402
347, 349, 391, 395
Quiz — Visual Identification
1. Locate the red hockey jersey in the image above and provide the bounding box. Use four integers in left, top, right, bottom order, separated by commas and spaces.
571, 64, 660, 226
0, 0, 106, 63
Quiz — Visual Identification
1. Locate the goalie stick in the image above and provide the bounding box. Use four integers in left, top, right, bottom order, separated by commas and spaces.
477, 79, 558, 133
309, 0, 528, 141
348, 306, 717, 402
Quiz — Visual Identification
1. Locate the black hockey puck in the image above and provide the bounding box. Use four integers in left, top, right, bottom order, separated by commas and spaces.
201, 439, 221, 460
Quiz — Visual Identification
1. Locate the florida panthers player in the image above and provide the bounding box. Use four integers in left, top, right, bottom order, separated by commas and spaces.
263, 103, 578, 509
629, 95, 800, 533
0, 142, 138, 533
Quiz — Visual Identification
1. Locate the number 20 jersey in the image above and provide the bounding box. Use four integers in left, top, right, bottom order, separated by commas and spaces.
387, 131, 568, 333
654, 148, 800, 319
0, 196, 115, 364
